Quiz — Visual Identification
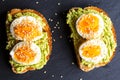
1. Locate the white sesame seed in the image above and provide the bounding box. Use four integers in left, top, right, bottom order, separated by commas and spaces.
36, 1, 39, 4
52, 30, 54, 33
60, 35, 63, 39
56, 24, 58, 26
55, 13, 58, 16
72, 62, 74, 65
80, 78, 83, 80
54, 26, 56, 29
50, 19, 53, 22
58, 27, 60, 29
2, 0, 5, 2
60, 75, 63, 78
52, 75, 55, 77
57, 21, 59, 24
44, 71, 47, 74
53, 39, 56, 42
58, 3, 61, 6
48, 18, 51, 21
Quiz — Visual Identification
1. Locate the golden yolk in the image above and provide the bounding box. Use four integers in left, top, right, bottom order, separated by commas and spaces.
82, 45, 101, 58
14, 20, 41, 41
14, 46, 36, 64
78, 14, 99, 34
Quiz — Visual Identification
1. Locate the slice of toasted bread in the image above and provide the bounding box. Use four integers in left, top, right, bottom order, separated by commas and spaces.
6, 9, 52, 74
67, 6, 117, 72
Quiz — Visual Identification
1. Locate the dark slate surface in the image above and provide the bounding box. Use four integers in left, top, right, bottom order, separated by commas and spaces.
0, 0, 120, 80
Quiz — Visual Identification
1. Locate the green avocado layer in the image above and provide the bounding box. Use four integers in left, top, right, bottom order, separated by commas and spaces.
6, 12, 49, 73
67, 8, 117, 67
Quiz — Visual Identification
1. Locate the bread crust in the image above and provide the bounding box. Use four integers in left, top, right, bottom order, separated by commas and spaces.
69, 6, 117, 72
7, 9, 52, 74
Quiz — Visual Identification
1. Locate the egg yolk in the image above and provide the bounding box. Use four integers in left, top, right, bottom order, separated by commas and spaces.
14, 20, 41, 41
14, 46, 36, 64
77, 14, 99, 34
82, 45, 101, 58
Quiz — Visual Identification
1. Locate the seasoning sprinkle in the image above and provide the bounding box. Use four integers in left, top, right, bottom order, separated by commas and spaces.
58, 3, 61, 6
60, 35, 63, 39
44, 71, 47, 74
52, 75, 55, 77
55, 13, 58, 16
54, 26, 56, 29
57, 21, 59, 24
53, 39, 56, 42
52, 30, 54, 33
36, 1, 39, 4
58, 27, 60, 29
60, 75, 63, 78
72, 62, 75, 65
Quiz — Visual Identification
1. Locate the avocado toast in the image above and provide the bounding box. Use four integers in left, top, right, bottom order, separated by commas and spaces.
6, 9, 52, 74
66, 6, 117, 72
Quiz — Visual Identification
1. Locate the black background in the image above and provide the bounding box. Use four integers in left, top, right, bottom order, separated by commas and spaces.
0, 0, 120, 80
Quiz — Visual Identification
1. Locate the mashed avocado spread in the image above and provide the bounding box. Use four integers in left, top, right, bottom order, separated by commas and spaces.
67, 8, 117, 67
6, 12, 49, 73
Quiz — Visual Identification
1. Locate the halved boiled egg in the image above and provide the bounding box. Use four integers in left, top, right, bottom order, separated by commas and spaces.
10, 16, 43, 41
76, 13, 104, 39
10, 42, 41, 65
79, 39, 107, 63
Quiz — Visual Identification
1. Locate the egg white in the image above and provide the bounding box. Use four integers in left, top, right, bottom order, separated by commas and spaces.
76, 13, 104, 39
10, 42, 41, 65
10, 16, 43, 41
79, 39, 108, 63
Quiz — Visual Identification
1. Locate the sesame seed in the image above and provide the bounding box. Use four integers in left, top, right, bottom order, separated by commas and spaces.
80, 78, 83, 80
72, 62, 74, 65
44, 71, 47, 74
52, 75, 55, 77
60, 35, 63, 39
48, 18, 51, 21
53, 39, 56, 42
58, 27, 60, 29
50, 19, 53, 22
57, 21, 59, 24
60, 75, 63, 78
58, 2, 61, 6
56, 24, 58, 26
55, 13, 58, 16
54, 26, 56, 29
36, 1, 39, 4
52, 30, 54, 33
2, 0, 5, 2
